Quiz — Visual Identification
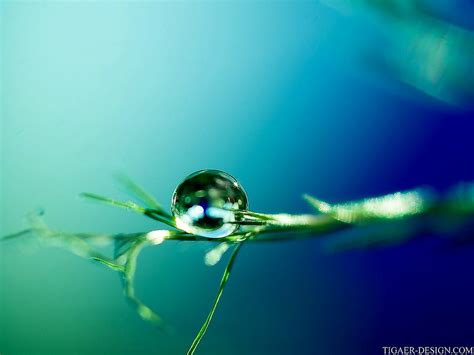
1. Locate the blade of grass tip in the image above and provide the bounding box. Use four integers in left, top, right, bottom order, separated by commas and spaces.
81, 192, 175, 227
303, 194, 332, 214
204, 242, 230, 266
80, 192, 146, 213
115, 174, 164, 212
187, 241, 245, 355
1, 229, 33, 242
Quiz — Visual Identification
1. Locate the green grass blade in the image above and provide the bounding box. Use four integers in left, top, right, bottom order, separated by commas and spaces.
120, 238, 168, 329
80, 192, 175, 227
187, 241, 244, 355
80, 192, 146, 213
0, 229, 33, 242
303, 189, 430, 223
91, 256, 125, 272
115, 174, 164, 212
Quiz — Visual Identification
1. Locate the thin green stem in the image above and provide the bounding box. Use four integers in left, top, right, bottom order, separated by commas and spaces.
186, 241, 245, 355
120, 238, 167, 328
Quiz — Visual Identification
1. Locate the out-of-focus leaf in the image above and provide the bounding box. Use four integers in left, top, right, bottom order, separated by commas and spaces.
303, 189, 431, 223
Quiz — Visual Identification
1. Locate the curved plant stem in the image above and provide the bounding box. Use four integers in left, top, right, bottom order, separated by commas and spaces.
187, 241, 245, 355
121, 239, 166, 327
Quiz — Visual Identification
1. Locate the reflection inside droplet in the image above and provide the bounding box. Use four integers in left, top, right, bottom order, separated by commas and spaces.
171, 170, 248, 238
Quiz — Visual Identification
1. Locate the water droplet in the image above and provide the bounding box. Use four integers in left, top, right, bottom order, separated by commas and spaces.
171, 170, 248, 238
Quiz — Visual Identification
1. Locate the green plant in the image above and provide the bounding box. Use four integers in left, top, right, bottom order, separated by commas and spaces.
3, 172, 474, 354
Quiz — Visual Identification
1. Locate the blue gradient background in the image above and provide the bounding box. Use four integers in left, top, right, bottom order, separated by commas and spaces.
1, 2, 474, 355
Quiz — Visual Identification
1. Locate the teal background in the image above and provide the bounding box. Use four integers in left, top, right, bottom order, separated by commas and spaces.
1, 2, 474, 355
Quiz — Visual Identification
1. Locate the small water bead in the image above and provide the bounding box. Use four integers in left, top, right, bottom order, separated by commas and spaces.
171, 170, 248, 238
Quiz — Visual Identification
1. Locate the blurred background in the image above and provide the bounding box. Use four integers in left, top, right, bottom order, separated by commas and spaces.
1, 1, 474, 354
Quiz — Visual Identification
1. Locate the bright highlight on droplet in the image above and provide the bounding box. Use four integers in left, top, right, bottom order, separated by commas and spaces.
171, 170, 248, 238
